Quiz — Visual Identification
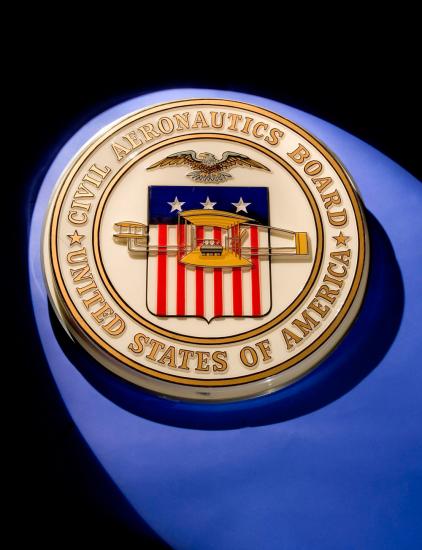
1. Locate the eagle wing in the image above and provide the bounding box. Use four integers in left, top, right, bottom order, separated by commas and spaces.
147, 150, 204, 171
217, 151, 270, 172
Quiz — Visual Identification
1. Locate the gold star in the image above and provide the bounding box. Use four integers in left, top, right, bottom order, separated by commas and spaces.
333, 231, 350, 247
68, 230, 85, 246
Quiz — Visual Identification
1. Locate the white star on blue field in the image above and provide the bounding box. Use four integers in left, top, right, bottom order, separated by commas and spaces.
149, 186, 269, 225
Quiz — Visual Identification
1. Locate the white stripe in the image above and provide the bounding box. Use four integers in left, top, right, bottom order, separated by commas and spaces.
147, 225, 159, 315
184, 224, 195, 315
222, 267, 233, 316
185, 266, 196, 315
259, 227, 271, 315
242, 229, 252, 316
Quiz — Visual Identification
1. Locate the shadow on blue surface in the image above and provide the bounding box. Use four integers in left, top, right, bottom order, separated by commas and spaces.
51, 210, 404, 430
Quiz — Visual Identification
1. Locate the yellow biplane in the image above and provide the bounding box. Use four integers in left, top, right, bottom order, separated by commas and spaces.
114, 209, 309, 268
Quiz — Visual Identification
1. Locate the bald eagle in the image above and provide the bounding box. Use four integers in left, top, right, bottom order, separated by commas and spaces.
147, 150, 270, 183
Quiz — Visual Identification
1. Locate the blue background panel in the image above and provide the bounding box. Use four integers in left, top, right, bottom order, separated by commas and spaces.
29, 90, 422, 549
149, 185, 269, 225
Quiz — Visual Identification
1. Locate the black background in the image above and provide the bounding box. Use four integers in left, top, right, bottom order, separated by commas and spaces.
10, 27, 419, 546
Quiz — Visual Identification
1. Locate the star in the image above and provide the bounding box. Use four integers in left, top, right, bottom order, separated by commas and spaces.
200, 196, 217, 209
231, 197, 251, 213
67, 230, 85, 246
167, 196, 185, 212
333, 231, 350, 247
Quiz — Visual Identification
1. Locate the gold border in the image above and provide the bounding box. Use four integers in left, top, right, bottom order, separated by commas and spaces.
48, 99, 367, 388
92, 133, 323, 344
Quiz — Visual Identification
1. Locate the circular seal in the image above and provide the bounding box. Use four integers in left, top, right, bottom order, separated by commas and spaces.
43, 98, 369, 401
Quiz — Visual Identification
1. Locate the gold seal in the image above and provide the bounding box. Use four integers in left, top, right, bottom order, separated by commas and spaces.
43, 99, 369, 401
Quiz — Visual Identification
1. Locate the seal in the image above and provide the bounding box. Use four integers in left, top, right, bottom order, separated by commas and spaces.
43, 98, 369, 401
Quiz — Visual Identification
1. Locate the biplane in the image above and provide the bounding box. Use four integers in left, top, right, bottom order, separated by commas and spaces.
114, 209, 309, 268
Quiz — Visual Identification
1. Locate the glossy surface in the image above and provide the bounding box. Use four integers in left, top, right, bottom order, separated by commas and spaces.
29, 90, 422, 549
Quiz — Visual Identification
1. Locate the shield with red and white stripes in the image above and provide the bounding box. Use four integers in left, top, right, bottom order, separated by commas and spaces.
146, 186, 271, 321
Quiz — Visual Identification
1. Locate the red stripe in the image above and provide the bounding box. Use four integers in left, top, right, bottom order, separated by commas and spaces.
250, 226, 261, 315
213, 227, 223, 317
157, 224, 167, 315
195, 226, 204, 316
176, 224, 186, 315
232, 225, 242, 315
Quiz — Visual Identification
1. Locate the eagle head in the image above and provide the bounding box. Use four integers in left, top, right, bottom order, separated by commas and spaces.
198, 152, 218, 165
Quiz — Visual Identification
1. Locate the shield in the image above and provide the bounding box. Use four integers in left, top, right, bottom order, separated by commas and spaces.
146, 186, 271, 321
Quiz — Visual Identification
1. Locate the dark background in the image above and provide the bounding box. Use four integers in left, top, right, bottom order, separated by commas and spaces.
10, 31, 419, 546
